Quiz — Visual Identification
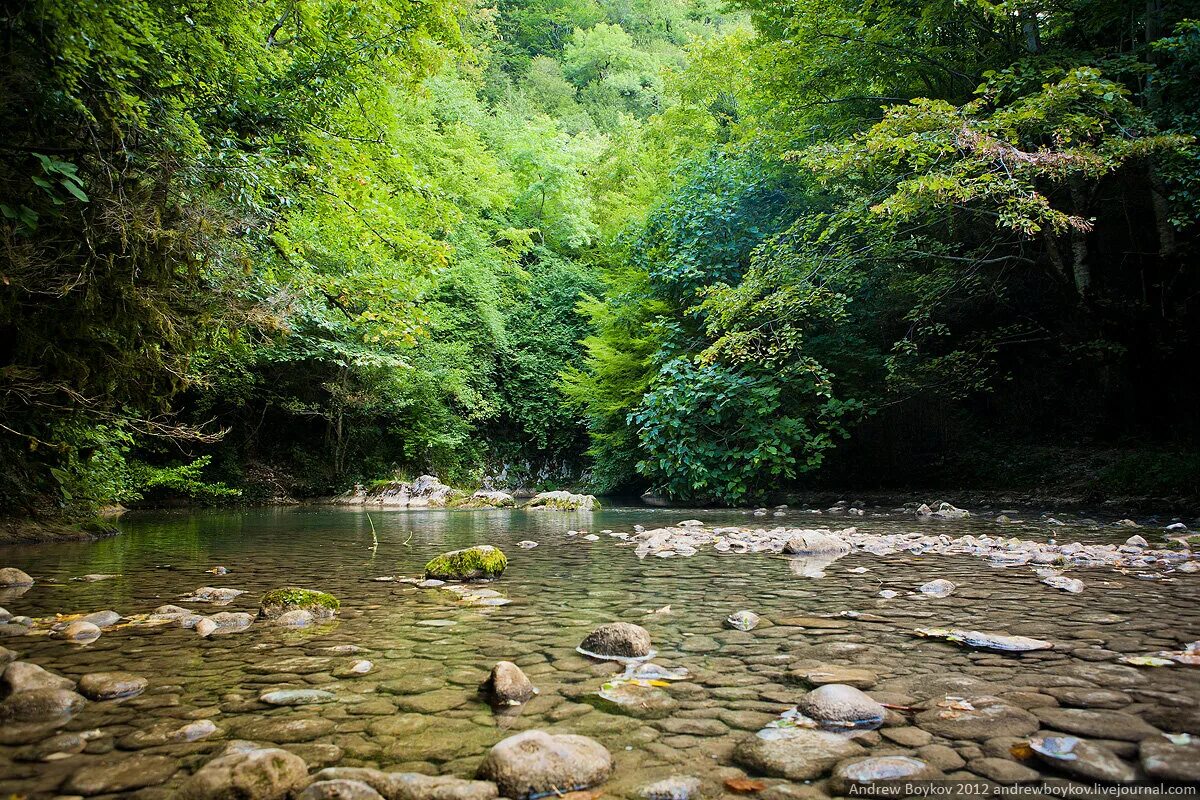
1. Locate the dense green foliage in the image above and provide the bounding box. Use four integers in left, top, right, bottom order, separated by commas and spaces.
2, 0, 1197, 513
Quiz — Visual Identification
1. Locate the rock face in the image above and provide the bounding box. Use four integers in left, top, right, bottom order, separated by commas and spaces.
734, 729, 865, 780
484, 661, 536, 705
477, 730, 612, 800
578, 622, 653, 659
180, 746, 309, 799
797, 684, 885, 729
78, 671, 147, 701
424, 546, 508, 582
0, 568, 34, 587
782, 531, 851, 555
259, 588, 341, 621
337, 475, 465, 508
525, 491, 600, 511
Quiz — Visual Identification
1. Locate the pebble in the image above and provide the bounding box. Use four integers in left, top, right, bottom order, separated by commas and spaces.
78, 672, 147, 701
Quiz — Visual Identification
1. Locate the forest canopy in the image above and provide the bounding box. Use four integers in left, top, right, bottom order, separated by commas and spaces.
2, 0, 1198, 515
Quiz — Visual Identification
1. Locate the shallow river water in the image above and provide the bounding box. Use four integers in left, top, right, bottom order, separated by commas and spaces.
1, 505, 1198, 798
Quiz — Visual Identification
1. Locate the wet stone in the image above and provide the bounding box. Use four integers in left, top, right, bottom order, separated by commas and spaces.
63, 753, 179, 795
797, 683, 885, 729
477, 730, 612, 800
78, 671, 147, 701
641, 775, 702, 800
234, 716, 337, 743
915, 696, 1039, 741
1033, 707, 1161, 741
1140, 733, 1200, 783
261, 689, 337, 706
1030, 733, 1137, 783
828, 756, 944, 795
734, 729, 866, 780
298, 779, 386, 800
2, 661, 74, 693
180, 745, 309, 799
789, 664, 878, 689
968, 757, 1040, 784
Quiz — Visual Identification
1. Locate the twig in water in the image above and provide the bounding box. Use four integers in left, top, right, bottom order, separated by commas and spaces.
366, 513, 378, 555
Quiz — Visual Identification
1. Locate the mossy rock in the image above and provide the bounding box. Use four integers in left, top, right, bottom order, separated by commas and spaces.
525, 491, 600, 511
424, 545, 508, 581
259, 587, 341, 620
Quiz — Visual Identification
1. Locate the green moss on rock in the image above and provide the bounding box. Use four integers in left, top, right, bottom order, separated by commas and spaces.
424, 545, 508, 581
260, 587, 341, 620
524, 491, 600, 511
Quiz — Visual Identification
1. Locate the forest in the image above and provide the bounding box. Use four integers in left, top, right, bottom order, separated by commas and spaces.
2, 0, 1199, 518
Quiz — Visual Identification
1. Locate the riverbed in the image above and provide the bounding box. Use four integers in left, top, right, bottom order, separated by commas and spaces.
1, 505, 1198, 797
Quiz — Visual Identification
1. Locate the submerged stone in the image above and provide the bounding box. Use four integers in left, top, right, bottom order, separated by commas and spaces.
78, 671, 147, 700
915, 696, 1039, 741
726, 610, 761, 631
641, 775, 702, 800
734, 728, 865, 780
828, 756, 943, 795
260, 689, 336, 706
1140, 733, 1200, 783
64, 753, 179, 795
1030, 733, 1136, 783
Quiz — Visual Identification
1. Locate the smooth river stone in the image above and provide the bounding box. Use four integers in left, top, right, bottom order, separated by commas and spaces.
734, 729, 866, 780
261, 689, 336, 706
829, 756, 944, 794
789, 664, 878, 689
1141, 734, 1200, 783
2, 661, 73, 693
1032, 707, 1161, 741
234, 716, 336, 743
63, 753, 179, 795
1030, 733, 1136, 783
915, 696, 1039, 741
78, 671, 147, 701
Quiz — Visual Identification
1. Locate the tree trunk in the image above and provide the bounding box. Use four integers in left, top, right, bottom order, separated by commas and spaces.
1018, 5, 1042, 54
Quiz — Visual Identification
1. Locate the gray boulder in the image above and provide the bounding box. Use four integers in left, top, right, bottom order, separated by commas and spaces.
578, 622, 652, 659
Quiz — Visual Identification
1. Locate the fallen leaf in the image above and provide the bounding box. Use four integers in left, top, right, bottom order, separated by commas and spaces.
1010, 742, 1034, 760
725, 778, 767, 794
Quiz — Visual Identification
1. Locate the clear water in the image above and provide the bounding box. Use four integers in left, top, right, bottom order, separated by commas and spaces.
1, 506, 1198, 798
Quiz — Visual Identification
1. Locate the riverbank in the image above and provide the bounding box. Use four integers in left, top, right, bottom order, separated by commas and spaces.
0, 516, 122, 546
